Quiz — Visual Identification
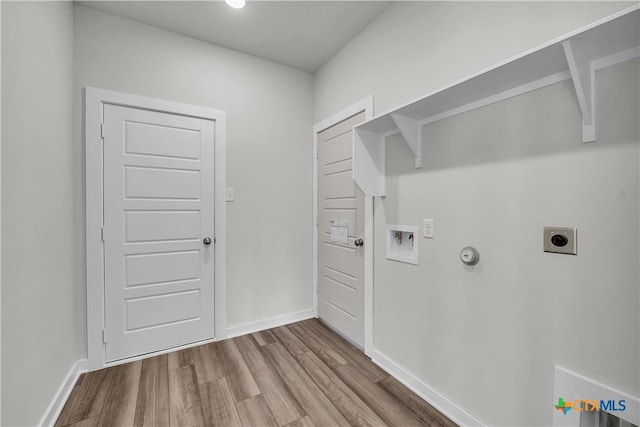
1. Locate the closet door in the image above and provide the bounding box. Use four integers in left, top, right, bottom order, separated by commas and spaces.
317, 111, 366, 347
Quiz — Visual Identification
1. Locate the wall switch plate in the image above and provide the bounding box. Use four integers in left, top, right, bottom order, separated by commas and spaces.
543, 227, 577, 255
226, 188, 235, 202
423, 219, 434, 238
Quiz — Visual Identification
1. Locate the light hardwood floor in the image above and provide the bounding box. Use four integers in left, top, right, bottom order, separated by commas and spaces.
55, 318, 457, 427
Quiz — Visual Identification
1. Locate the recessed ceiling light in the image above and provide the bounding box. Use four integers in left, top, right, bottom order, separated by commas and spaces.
225, 0, 245, 9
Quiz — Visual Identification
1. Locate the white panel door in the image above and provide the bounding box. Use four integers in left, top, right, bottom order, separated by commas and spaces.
103, 104, 215, 362
318, 112, 366, 347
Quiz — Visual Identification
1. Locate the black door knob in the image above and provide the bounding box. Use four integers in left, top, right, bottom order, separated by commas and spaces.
354, 239, 364, 247
203, 237, 212, 245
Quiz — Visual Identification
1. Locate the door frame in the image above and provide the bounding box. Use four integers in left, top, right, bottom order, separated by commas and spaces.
312, 95, 374, 356
85, 87, 227, 370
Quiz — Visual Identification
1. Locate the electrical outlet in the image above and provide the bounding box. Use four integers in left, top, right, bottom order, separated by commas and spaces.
543, 227, 577, 255
226, 188, 235, 202
423, 218, 434, 238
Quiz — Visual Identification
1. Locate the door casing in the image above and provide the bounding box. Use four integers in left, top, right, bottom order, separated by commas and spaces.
312, 96, 374, 356
85, 87, 227, 370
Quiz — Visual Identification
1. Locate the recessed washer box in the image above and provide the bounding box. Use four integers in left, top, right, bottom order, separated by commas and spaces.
386, 225, 419, 265
544, 227, 577, 255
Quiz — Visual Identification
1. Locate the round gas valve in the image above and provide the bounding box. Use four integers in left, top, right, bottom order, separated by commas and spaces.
460, 246, 480, 266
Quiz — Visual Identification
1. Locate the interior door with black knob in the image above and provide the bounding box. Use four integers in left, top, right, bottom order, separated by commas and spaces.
317, 111, 366, 348
103, 104, 216, 362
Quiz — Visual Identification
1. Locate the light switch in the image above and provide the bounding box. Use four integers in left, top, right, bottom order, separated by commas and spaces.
226, 188, 235, 202
423, 219, 434, 238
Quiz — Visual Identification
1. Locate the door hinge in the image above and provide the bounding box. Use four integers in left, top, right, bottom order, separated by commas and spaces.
101, 227, 105, 242
100, 123, 105, 139
102, 329, 107, 344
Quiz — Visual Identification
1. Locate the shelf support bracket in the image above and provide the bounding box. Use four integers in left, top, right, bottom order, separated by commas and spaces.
390, 113, 422, 168
562, 39, 596, 142
354, 127, 386, 197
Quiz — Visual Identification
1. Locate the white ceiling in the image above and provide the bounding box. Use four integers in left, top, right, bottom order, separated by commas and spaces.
75, 1, 392, 73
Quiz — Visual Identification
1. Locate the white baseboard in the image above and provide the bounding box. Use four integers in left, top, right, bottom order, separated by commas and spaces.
227, 309, 315, 339
39, 359, 89, 427
371, 350, 485, 427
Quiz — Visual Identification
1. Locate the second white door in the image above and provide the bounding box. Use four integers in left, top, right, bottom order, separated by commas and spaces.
103, 104, 215, 362
317, 112, 366, 347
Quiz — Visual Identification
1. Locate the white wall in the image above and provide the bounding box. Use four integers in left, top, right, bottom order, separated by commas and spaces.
315, 2, 639, 426
1, 2, 77, 426
314, 1, 636, 122
73, 5, 314, 332
0, 2, 3, 423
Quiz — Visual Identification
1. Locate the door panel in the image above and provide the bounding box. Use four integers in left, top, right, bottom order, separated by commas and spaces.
126, 290, 201, 331
125, 211, 200, 243
321, 242, 357, 276
323, 266, 357, 290
318, 131, 353, 165
320, 276, 358, 316
124, 251, 200, 287
317, 111, 366, 347
125, 121, 201, 159
103, 104, 215, 362
320, 170, 358, 199
125, 167, 201, 199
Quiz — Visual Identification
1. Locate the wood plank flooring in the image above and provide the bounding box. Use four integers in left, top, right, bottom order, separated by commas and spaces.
56, 319, 457, 427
